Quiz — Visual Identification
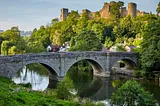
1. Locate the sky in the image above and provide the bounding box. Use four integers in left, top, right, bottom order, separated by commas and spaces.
0, 0, 159, 31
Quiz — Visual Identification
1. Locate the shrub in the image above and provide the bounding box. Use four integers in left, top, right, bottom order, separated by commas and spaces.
110, 80, 156, 106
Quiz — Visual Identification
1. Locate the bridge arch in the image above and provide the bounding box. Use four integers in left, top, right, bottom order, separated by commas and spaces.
12, 60, 59, 79
64, 58, 105, 77
110, 57, 137, 71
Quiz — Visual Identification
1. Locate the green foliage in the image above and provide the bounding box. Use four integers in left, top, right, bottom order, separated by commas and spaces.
110, 1, 124, 19
0, 27, 27, 55
140, 18, 160, 73
134, 69, 145, 78
0, 76, 79, 106
1, 40, 13, 55
51, 18, 59, 25
2, 26, 20, 43
26, 41, 45, 53
104, 37, 114, 49
110, 80, 156, 106
116, 45, 126, 52
69, 30, 102, 51
91, 23, 105, 42
26, 26, 50, 53
113, 16, 135, 38
156, 2, 160, 16
55, 76, 74, 100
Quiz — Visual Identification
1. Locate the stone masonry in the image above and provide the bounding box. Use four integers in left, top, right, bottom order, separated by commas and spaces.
0, 51, 138, 79
60, 1, 148, 21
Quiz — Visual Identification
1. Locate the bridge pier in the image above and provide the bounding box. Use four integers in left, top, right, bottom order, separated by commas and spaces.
0, 52, 138, 79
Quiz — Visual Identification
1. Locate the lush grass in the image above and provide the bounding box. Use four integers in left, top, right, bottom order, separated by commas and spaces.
0, 76, 79, 106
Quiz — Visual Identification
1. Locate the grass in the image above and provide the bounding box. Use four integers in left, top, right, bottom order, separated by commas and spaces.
0, 76, 79, 106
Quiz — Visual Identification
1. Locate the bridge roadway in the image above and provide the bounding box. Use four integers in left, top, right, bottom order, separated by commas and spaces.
0, 51, 138, 79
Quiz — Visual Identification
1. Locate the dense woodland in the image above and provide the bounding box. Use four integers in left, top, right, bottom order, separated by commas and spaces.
0, 1, 160, 78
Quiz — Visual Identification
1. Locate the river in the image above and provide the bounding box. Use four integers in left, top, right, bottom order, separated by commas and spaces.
12, 63, 160, 104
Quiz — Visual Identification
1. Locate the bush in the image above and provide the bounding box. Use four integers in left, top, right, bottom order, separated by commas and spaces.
110, 80, 156, 106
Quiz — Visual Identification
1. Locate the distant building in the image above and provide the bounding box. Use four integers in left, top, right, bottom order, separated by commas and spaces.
60, 8, 69, 21
128, 2, 137, 17
60, 1, 148, 21
125, 45, 135, 52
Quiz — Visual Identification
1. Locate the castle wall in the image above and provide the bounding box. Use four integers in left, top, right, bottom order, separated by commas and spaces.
137, 10, 148, 16
120, 7, 127, 17
100, 2, 110, 19
60, 2, 147, 21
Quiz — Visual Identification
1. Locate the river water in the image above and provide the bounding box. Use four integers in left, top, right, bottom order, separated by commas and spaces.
12, 63, 160, 104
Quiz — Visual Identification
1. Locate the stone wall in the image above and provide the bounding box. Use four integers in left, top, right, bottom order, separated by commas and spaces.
60, 1, 148, 20
0, 52, 138, 79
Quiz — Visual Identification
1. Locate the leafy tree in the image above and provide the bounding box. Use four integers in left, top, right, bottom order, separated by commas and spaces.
91, 23, 105, 43
15, 37, 27, 54
69, 30, 102, 51
75, 12, 89, 34
110, 1, 124, 19
2, 26, 20, 43
156, 2, 160, 16
27, 26, 50, 53
26, 41, 45, 53
104, 37, 114, 49
0, 34, 4, 54
113, 16, 135, 38
140, 18, 160, 76
51, 18, 59, 25
8, 46, 17, 55
55, 76, 74, 99
1, 40, 13, 55
0, 27, 28, 55
110, 80, 156, 105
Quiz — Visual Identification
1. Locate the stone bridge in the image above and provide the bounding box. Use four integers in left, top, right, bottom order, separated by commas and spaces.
0, 51, 138, 79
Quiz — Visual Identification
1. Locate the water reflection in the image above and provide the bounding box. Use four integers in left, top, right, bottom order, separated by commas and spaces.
12, 63, 160, 103
12, 63, 50, 91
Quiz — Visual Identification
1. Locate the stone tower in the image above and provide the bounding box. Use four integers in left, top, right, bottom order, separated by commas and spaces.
100, 2, 110, 18
60, 8, 69, 21
128, 2, 137, 17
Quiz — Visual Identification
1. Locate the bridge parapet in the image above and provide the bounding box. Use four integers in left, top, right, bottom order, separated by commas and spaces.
0, 51, 138, 79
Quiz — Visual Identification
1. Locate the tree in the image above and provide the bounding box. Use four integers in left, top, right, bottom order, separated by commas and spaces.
113, 16, 135, 38
91, 23, 106, 43
156, 2, 160, 16
51, 18, 59, 25
75, 12, 89, 34
2, 26, 20, 43
69, 30, 102, 51
110, 80, 156, 105
104, 37, 114, 49
140, 18, 160, 76
110, 1, 124, 19
0, 35, 4, 54
27, 26, 50, 53
1, 40, 13, 55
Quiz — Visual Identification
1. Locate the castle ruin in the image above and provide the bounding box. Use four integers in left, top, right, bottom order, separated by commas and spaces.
60, 2, 147, 21
60, 8, 69, 21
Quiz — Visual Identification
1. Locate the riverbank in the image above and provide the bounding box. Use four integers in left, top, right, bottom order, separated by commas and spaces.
0, 76, 106, 106
0, 76, 79, 106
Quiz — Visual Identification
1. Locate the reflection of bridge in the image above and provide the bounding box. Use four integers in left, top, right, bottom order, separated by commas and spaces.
0, 51, 138, 79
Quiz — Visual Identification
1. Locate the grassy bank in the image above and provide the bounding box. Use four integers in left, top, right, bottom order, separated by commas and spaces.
0, 76, 79, 106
